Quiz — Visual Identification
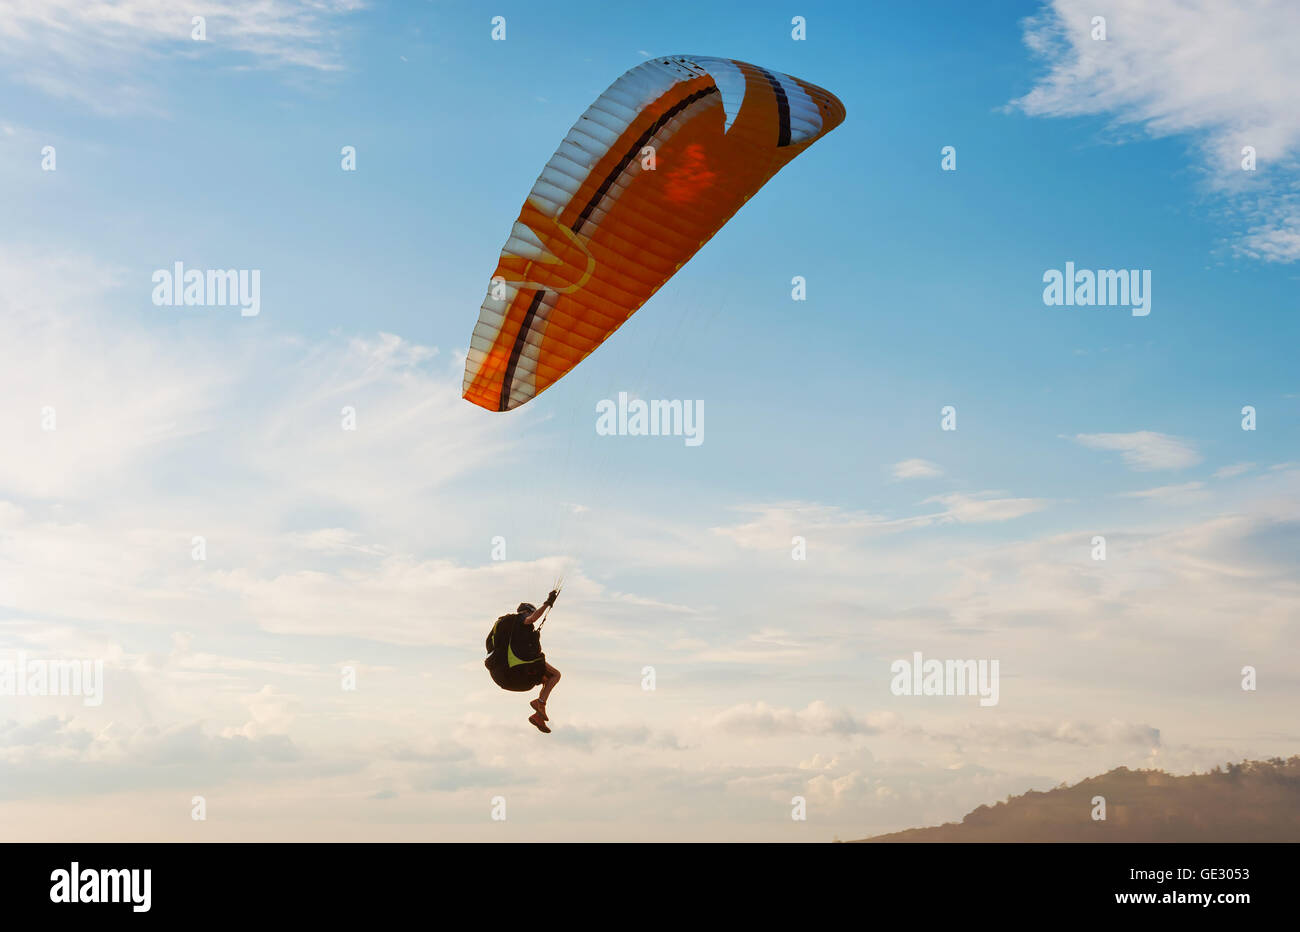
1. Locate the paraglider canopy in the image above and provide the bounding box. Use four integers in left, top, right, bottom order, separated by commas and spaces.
462, 55, 845, 412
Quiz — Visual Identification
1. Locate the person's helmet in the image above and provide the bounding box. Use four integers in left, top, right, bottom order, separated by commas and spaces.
517, 602, 537, 615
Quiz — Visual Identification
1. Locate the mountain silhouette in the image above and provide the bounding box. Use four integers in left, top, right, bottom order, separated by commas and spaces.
853, 757, 1300, 842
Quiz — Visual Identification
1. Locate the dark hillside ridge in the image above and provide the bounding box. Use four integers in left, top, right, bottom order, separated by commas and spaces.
853, 757, 1300, 842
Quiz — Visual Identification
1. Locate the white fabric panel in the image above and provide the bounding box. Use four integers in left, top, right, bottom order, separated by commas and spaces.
774, 73, 824, 143
688, 56, 747, 133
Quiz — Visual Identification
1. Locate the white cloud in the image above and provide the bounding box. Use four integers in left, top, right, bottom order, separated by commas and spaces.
0, 0, 364, 114
1, 243, 1297, 841
0, 251, 515, 507
711, 501, 885, 551
1013, 0, 1300, 261
1239, 222, 1300, 262
1214, 462, 1256, 479
1073, 431, 1201, 470
711, 491, 1048, 554
707, 701, 892, 737
1120, 481, 1207, 503
923, 491, 1049, 523
0, 251, 232, 494
892, 458, 943, 479
915, 718, 1162, 752
221, 685, 301, 739
0, 246, 537, 641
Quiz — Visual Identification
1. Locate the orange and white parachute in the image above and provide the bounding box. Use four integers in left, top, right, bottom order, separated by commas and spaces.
462, 55, 846, 411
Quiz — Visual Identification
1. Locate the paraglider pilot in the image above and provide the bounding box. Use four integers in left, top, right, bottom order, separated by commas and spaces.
484, 589, 561, 733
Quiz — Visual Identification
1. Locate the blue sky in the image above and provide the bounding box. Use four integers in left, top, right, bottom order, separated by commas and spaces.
1, 0, 1298, 841
10, 0, 1297, 505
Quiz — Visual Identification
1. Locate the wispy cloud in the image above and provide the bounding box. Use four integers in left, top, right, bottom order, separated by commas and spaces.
892, 458, 943, 480
707, 701, 892, 737
0, 250, 232, 499
1073, 431, 1201, 471
711, 501, 885, 551
1214, 462, 1255, 479
923, 491, 1049, 523
0, 245, 529, 640
1013, 0, 1300, 261
0, 0, 364, 114
1120, 481, 1208, 503
903, 718, 1162, 752
711, 491, 1049, 553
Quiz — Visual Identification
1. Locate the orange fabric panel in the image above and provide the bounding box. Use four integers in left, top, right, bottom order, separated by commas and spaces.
463, 57, 845, 411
